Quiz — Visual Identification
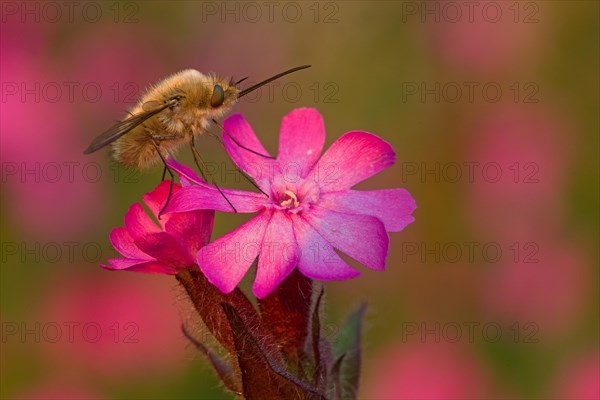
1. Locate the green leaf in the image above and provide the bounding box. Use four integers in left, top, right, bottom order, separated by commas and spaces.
331, 303, 366, 400
222, 303, 327, 400
329, 354, 346, 400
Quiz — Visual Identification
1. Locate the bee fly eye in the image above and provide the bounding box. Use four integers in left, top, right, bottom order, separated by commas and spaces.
210, 84, 225, 107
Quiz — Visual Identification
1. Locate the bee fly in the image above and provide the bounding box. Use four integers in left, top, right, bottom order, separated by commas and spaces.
84, 65, 311, 216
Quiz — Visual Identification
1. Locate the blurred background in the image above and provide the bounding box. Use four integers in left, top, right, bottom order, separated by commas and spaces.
1, 1, 598, 399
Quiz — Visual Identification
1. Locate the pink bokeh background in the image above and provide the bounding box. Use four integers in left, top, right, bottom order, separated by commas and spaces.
1, 1, 598, 399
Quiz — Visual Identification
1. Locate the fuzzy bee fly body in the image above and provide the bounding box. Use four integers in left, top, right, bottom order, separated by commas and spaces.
83, 65, 311, 169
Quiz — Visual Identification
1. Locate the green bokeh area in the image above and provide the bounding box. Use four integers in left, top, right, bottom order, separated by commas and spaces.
1, 1, 598, 399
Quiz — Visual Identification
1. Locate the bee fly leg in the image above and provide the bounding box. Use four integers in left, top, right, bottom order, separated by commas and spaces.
149, 139, 175, 219
189, 135, 238, 213
207, 130, 269, 198
211, 118, 274, 159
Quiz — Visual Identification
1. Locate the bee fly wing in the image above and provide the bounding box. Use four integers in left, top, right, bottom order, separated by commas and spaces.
83, 102, 173, 154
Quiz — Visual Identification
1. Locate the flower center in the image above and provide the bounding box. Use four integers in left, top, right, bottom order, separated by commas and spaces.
280, 190, 300, 208
268, 175, 320, 214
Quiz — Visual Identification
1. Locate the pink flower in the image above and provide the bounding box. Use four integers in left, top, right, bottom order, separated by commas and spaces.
553, 349, 600, 400
40, 273, 188, 381
166, 108, 416, 297
13, 383, 101, 400
426, 1, 545, 74
481, 239, 589, 340
363, 342, 494, 399
466, 104, 572, 239
102, 180, 214, 274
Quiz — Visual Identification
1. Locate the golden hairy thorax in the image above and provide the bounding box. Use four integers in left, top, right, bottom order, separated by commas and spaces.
110, 69, 239, 170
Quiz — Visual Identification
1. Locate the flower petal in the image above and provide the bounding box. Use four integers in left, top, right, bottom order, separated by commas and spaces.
308, 131, 396, 192
165, 209, 215, 259
166, 157, 205, 185
253, 211, 299, 298
303, 207, 389, 271
165, 184, 266, 214
319, 189, 416, 232
291, 215, 360, 280
134, 232, 194, 269
165, 157, 268, 214
102, 257, 147, 270
277, 108, 325, 178
142, 180, 181, 228
197, 211, 272, 293
126, 262, 179, 274
124, 203, 160, 240
223, 114, 273, 190
109, 227, 153, 260
102, 258, 177, 274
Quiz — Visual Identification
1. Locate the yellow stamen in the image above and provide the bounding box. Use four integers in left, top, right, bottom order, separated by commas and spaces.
280, 190, 300, 208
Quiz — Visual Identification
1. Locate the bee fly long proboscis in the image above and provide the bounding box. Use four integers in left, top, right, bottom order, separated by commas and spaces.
83, 65, 311, 217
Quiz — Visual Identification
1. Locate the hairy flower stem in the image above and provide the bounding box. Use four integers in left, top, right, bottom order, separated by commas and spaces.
176, 267, 263, 355
177, 267, 331, 399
